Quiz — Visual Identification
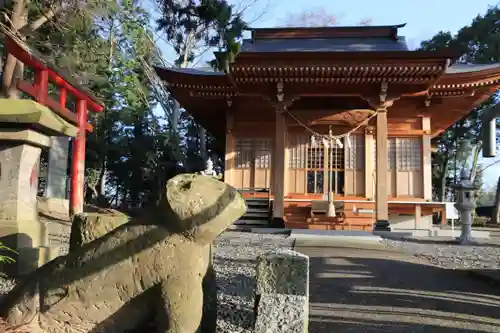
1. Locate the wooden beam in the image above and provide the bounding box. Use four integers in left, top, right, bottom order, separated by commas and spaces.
17, 79, 93, 132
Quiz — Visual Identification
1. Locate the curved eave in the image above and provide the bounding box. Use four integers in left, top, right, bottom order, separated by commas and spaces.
153, 66, 234, 90
433, 64, 500, 90
220, 49, 459, 64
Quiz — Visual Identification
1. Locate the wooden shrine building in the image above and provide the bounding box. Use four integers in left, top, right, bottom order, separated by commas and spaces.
155, 24, 500, 232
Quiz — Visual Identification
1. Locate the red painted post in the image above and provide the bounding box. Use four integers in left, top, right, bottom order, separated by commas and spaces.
59, 87, 67, 107
70, 99, 88, 216
34, 69, 49, 103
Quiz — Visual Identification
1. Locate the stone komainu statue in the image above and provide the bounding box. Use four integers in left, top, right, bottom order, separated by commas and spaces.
0, 173, 247, 333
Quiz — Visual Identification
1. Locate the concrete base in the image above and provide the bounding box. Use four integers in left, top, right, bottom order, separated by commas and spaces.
0, 218, 49, 248
41, 198, 70, 218
375, 228, 490, 240
14, 245, 60, 276
0, 219, 54, 276
251, 228, 292, 234
373, 219, 391, 231
290, 229, 382, 243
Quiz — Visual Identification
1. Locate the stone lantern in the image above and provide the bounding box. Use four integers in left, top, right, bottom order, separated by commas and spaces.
452, 169, 477, 244
0, 99, 77, 275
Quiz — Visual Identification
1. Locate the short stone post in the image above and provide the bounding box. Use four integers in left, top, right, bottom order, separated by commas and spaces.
254, 249, 309, 333
452, 169, 478, 244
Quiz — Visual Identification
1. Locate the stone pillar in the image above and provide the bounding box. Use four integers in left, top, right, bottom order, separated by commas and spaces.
0, 142, 56, 275
273, 111, 286, 224
374, 109, 390, 231
254, 249, 309, 333
45, 137, 70, 216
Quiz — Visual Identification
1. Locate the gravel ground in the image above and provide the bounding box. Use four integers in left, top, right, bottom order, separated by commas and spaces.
213, 232, 294, 332
0, 221, 294, 333
381, 238, 500, 269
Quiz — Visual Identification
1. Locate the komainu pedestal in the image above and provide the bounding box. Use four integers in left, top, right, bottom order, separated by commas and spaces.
0, 99, 77, 275
0, 173, 246, 333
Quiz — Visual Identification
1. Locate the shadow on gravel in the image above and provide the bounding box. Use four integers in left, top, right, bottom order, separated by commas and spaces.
299, 247, 500, 333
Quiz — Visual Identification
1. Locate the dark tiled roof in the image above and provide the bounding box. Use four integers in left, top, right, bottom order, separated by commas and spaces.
446, 63, 500, 74
164, 67, 225, 76
240, 36, 409, 53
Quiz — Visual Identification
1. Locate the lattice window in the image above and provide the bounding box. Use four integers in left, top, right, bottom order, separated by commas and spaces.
326, 141, 345, 169
345, 134, 364, 170
373, 138, 396, 169
288, 135, 307, 168
235, 138, 253, 168
307, 146, 324, 169
396, 138, 421, 171
388, 139, 396, 170
255, 139, 272, 168
235, 138, 272, 169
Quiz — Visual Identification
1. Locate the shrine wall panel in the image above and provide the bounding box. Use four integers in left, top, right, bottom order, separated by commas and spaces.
232, 135, 272, 190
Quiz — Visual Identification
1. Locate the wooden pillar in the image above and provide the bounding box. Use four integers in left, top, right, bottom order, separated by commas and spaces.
284, 134, 290, 196
421, 117, 432, 200
224, 113, 235, 186
273, 111, 287, 221
364, 128, 374, 199
374, 109, 391, 231
414, 204, 421, 229
70, 99, 87, 216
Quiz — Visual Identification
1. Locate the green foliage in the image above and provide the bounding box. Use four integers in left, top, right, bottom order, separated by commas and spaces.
419, 5, 500, 201
0, 242, 17, 277
1, 0, 242, 208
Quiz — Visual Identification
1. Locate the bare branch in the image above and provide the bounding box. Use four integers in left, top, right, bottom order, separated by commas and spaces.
18, 3, 63, 36
281, 8, 342, 27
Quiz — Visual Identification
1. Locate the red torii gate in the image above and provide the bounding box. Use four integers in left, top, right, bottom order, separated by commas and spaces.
4, 35, 105, 216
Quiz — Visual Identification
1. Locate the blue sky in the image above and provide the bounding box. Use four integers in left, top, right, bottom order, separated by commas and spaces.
156, 0, 500, 187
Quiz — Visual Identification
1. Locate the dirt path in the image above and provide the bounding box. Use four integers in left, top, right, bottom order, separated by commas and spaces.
295, 241, 500, 333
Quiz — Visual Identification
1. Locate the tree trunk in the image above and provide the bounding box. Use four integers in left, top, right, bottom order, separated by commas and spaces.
469, 143, 482, 181
98, 162, 107, 196
2, 0, 25, 97
438, 158, 449, 202
199, 126, 207, 161
492, 176, 500, 224
171, 100, 181, 132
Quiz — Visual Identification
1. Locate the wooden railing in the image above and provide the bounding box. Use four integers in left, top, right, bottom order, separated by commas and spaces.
4, 35, 105, 215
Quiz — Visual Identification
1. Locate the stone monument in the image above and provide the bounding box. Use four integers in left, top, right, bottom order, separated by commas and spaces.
0, 173, 246, 333
452, 169, 477, 244
200, 157, 222, 180
0, 99, 77, 275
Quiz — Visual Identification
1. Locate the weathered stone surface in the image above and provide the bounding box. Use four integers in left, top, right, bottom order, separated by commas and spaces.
0, 99, 78, 137
68, 209, 129, 252
254, 293, 308, 333
0, 142, 56, 276
255, 249, 309, 296
0, 143, 41, 222
254, 249, 309, 333
0, 173, 246, 333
